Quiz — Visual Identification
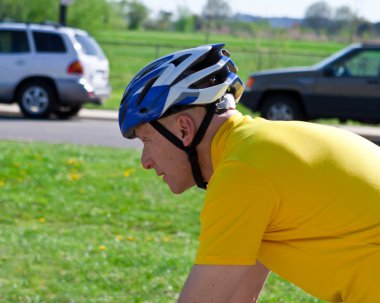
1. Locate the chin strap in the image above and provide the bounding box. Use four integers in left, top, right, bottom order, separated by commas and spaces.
150, 104, 216, 189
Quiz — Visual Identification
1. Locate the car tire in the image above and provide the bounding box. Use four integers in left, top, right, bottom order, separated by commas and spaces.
17, 80, 57, 119
260, 95, 305, 121
55, 105, 82, 119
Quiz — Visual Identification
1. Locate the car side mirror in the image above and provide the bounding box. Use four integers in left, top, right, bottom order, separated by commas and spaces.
323, 67, 335, 77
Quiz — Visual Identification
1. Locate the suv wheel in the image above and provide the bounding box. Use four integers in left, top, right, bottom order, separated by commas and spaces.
17, 81, 56, 118
260, 95, 305, 121
55, 105, 82, 119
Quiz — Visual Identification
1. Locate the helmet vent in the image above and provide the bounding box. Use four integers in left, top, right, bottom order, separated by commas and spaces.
139, 107, 148, 113
190, 67, 228, 89
170, 54, 191, 67
136, 56, 173, 81
136, 76, 158, 107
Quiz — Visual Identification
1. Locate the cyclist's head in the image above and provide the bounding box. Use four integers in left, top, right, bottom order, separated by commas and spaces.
118, 43, 243, 190
118, 43, 243, 139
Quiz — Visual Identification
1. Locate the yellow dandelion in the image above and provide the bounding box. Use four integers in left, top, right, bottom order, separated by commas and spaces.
68, 173, 81, 181
127, 235, 136, 242
115, 235, 123, 241
38, 217, 46, 223
98, 245, 106, 251
13, 162, 20, 167
162, 236, 170, 242
123, 168, 136, 177
66, 159, 79, 166
146, 235, 154, 241
0, 180, 5, 187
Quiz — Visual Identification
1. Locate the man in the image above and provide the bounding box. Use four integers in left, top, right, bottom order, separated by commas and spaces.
118, 44, 380, 302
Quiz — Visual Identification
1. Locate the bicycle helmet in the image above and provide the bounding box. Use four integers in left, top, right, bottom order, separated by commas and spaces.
119, 43, 244, 189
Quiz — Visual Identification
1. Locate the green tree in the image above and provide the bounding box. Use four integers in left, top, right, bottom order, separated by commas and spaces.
356, 19, 373, 39
0, 0, 121, 32
174, 6, 195, 32
121, 0, 149, 30
0, 0, 56, 23
333, 5, 357, 42
304, 1, 332, 34
156, 10, 172, 31
202, 0, 232, 42
69, 0, 116, 32
202, 0, 231, 20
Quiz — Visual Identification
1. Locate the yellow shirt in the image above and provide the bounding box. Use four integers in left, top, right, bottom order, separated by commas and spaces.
195, 113, 380, 302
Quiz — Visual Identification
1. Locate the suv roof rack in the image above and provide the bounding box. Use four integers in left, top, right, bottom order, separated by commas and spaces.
0, 20, 65, 28
360, 42, 380, 47
0, 17, 16, 23
39, 21, 63, 28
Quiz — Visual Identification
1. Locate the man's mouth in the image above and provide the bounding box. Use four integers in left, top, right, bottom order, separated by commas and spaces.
156, 171, 166, 181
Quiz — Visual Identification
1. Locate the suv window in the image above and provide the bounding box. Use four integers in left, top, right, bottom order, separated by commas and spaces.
345, 50, 380, 77
75, 34, 105, 58
32, 31, 66, 53
0, 30, 30, 53
332, 50, 380, 78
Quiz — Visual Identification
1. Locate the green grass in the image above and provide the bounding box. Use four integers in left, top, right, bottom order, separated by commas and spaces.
0, 141, 323, 302
91, 29, 345, 110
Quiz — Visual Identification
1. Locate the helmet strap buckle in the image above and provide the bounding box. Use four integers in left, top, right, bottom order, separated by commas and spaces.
215, 94, 236, 115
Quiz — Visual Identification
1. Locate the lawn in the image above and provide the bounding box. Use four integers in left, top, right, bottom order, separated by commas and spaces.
91, 29, 345, 110
0, 141, 323, 302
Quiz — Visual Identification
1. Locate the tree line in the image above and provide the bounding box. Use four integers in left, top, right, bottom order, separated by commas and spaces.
1, 0, 379, 42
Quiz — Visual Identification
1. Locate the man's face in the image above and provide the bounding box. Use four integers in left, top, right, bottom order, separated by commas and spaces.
135, 122, 195, 194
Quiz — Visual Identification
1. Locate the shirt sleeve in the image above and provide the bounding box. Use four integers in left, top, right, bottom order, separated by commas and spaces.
195, 161, 279, 265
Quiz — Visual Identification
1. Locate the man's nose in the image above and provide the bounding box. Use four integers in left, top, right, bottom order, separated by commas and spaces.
141, 150, 154, 170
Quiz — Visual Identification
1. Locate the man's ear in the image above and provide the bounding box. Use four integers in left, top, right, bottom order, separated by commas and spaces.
176, 114, 196, 147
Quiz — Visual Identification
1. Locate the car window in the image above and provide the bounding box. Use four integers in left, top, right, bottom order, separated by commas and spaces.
74, 34, 105, 59
332, 50, 380, 78
32, 31, 66, 53
0, 30, 30, 53
345, 50, 380, 77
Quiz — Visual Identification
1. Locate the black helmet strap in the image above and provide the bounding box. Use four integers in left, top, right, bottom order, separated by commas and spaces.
150, 103, 215, 189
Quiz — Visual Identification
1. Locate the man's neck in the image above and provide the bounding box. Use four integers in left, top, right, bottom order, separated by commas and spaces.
197, 109, 239, 182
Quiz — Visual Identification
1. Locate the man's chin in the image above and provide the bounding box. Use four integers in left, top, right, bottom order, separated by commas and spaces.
168, 185, 187, 195
167, 182, 194, 195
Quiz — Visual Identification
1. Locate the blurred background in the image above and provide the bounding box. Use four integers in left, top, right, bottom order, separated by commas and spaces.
1, 1, 379, 302
2, 0, 379, 110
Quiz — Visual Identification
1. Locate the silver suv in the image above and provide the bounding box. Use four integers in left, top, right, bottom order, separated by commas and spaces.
0, 22, 111, 118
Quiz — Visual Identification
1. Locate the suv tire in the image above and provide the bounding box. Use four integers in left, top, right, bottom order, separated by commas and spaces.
260, 95, 305, 121
17, 80, 57, 119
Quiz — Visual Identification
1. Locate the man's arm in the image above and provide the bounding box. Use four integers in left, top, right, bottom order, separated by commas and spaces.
177, 261, 270, 303
229, 261, 270, 303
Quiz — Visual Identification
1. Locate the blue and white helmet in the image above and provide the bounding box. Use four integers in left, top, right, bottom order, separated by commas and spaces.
119, 43, 244, 139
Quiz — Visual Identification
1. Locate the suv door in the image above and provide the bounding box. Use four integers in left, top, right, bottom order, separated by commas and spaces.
0, 29, 31, 101
313, 49, 380, 121
31, 30, 68, 77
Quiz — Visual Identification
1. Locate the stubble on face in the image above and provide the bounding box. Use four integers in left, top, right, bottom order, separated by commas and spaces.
135, 121, 195, 194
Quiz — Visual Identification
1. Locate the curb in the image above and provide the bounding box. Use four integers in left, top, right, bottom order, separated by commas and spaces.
0, 104, 118, 120
1, 104, 379, 144
80, 108, 118, 120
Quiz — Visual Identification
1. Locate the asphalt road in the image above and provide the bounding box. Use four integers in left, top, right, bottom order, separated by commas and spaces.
1, 105, 379, 147
0, 114, 142, 149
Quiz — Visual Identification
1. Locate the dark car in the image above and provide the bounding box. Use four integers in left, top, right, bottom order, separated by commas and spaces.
240, 43, 380, 123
